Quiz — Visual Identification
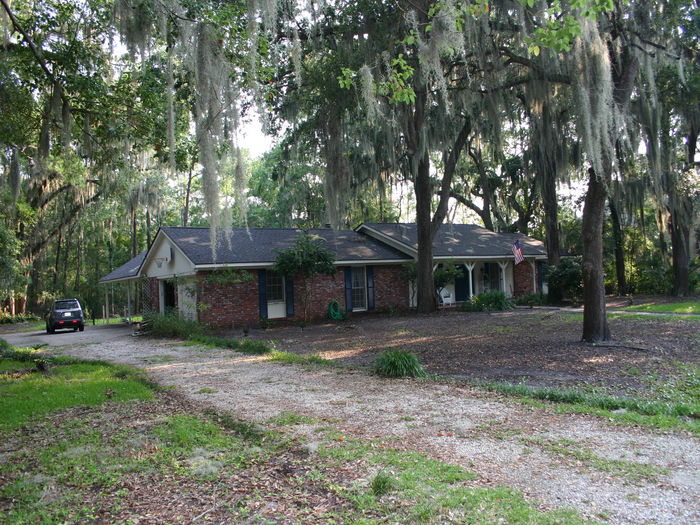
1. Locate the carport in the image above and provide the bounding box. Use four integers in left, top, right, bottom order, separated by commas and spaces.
98, 251, 147, 322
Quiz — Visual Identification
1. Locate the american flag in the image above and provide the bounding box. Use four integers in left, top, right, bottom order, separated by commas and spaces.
512, 240, 524, 265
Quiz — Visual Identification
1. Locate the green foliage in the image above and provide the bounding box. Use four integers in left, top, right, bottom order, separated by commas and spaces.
514, 293, 548, 307
0, 348, 154, 432
0, 313, 41, 324
624, 302, 700, 315
273, 232, 336, 321
0, 221, 27, 298
268, 350, 335, 367
374, 350, 426, 378
147, 312, 204, 339
546, 258, 583, 304
484, 380, 700, 434
460, 291, 515, 312
190, 335, 272, 355
273, 232, 336, 279
370, 471, 394, 497
433, 262, 463, 292
205, 270, 254, 285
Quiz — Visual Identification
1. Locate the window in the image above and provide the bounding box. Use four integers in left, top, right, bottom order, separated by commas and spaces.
266, 272, 285, 303
351, 266, 367, 310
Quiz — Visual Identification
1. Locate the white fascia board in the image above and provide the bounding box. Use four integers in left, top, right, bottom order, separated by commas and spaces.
98, 276, 139, 284
195, 259, 410, 271
334, 259, 410, 265
196, 262, 274, 270
141, 229, 196, 274
355, 225, 417, 256
154, 271, 198, 279
434, 254, 547, 260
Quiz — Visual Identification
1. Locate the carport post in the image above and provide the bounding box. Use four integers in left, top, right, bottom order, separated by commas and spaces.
127, 284, 132, 320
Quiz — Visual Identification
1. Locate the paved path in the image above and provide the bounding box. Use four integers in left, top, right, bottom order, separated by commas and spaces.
3, 328, 699, 524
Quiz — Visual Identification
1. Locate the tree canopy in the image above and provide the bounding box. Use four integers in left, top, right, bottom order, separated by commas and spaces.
0, 0, 697, 340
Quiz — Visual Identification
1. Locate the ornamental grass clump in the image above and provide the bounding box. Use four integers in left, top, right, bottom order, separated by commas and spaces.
374, 349, 426, 378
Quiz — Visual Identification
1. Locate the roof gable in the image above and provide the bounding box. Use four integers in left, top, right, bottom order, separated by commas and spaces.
357, 223, 547, 258
99, 251, 146, 283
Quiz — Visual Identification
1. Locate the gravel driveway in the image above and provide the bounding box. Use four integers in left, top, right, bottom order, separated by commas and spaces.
5, 326, 699, 524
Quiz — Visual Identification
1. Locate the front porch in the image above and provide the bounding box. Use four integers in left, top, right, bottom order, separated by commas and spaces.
409, 259, 544, 307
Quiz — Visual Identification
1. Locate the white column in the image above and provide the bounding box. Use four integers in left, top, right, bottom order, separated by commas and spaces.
464, 262, 475, 298
529, 260, 537, 293
498, 261, 509, 296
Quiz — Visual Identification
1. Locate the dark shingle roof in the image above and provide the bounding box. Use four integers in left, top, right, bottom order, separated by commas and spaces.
161, 227, 411, 265
99, 251, 147, 283
359, 223, 547, 257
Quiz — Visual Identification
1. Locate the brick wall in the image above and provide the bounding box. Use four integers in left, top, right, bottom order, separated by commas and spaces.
196, 271, 260, 329
145, 277, 160, 313
373, 265, 409, 310
513, 261, 534, 296
193, 264, 410, 328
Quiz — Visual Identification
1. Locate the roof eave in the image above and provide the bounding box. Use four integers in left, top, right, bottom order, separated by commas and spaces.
355, 223, 418, 257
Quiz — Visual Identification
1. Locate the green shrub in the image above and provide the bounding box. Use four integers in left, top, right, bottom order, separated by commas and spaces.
147, 313, 204, 339
460, 291, 514, 312
374, 350, 426, 378
189, 335, 271, 355
546, 257, 583, 304
514, 292, 548, 306
0, 312, 41, 324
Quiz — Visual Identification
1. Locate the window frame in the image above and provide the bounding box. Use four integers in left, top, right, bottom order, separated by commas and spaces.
351, 266, 368, 311
266, 271, 286, 304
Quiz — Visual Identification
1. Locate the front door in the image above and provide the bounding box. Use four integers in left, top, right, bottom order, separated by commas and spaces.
454, 266, 470, 301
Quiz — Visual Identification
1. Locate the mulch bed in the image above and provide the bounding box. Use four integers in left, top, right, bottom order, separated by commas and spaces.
248, 300, 699, 397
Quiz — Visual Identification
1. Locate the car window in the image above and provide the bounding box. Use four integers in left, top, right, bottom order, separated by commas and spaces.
54, 300, 79, 310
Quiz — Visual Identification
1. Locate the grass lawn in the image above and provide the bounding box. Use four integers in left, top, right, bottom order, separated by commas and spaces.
623, 301, 700, 315
0, 341, 594, 524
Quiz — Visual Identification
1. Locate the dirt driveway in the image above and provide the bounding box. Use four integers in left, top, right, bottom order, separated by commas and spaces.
9, 323, 697, 525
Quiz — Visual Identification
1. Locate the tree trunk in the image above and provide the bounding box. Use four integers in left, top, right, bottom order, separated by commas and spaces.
541, 166, 560, 266
183, 166, 193, 227
415, 149, 436, 313
608, 197, 627, 295
669, 211, 690, 296
581, 168, 610, 343
74, 227, 82, 294
53, 229, 62, 289
146, 208, 152, 247
131, 207, 137, 258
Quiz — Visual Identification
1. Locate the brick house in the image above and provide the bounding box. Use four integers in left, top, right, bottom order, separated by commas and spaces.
100, 223, 547, 328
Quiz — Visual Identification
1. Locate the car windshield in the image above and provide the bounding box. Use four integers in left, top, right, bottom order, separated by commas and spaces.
54, 300, 79, 310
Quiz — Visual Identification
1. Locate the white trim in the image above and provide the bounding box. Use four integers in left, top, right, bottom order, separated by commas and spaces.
195, 259, 409, 270
434, 255, 547, 261
141, 229, 197, 275
99, 276, 139, 284
154, 271, 197, 280
334, 259, 410, 265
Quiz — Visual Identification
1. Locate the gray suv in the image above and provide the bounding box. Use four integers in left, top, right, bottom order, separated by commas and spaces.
46, 298, 85, 333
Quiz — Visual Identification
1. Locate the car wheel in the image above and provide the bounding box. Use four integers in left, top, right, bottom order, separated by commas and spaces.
46, 323, 50, 334
79, 324, 85, 332
48, 324, 55, 334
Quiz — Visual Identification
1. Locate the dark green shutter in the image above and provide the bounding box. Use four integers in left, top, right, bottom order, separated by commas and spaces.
367, 266, 375, 310
285, 276, 294, 317
344, 267, 353, 312
258, 270, 268, 319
